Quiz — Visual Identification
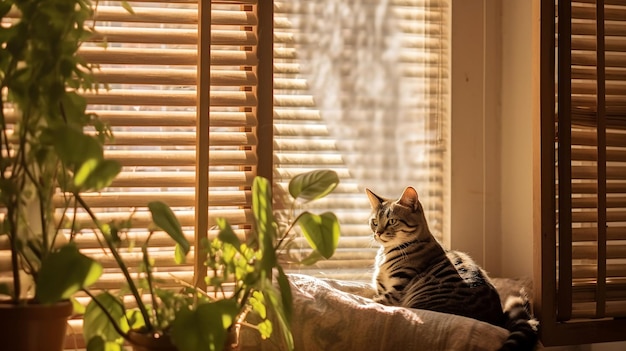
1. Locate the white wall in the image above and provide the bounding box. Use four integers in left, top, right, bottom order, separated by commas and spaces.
450, 0, 502, 276
499, 0, 535, 279
450, 0, 533, 279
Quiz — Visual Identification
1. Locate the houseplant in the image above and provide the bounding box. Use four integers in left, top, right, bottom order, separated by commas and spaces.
82, 169, 341, 351
0, 0, 120, 349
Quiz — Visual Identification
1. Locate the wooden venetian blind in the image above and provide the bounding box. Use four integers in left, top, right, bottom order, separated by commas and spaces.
0, 0, 266, 348
537, 0, 626, 346
273, 0, 449, 282
73, 0, 263, 283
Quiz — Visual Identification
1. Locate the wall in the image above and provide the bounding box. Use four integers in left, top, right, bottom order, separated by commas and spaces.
450, 0, 533, 279
450, 0, 502, 276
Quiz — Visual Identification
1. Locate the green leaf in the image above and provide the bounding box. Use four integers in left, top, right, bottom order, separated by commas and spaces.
71, 297, 86, 314
61, 91, 88, 125
174, 243, 187, 265
256, 319, 273, 340
170, 300, 239, 351
298, 250, 324, 266
263, 276, 294, 351
36, 244, 103, 303
288, 169, 339, 202
252, 177, 277, 275
148, 201, 190, 255
249, 291, 267, 319
49, 125, 104, 169
74, 158, 121, 191
276, 266, 293, 326
297, 212, 340, 259
85, 336, 105, 351
216, 218, 241, 251
84, 292, 128, 345
252, 176, 275, 242
121, 1, 135, 14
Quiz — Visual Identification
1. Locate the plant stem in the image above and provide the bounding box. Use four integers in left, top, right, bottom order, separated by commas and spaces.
8, 211, 20, 304
82, 289, 132, 342
75, 194, 154, 332
142, 233, 161, 328
274, 212, 305, 252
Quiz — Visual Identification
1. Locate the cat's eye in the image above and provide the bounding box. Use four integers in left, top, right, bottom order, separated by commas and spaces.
388, 218, 397, 225
371, 219, 378, 226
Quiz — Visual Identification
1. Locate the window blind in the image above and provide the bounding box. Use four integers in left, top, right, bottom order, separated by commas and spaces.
273, 0, 450, 282
537, 0, 626, 346
0, 1, 265, 349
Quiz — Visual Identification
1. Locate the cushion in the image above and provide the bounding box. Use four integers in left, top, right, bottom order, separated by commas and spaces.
238, 274, 540, 351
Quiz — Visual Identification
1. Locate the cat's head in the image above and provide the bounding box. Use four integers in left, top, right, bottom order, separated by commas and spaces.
365, 186, 429, 247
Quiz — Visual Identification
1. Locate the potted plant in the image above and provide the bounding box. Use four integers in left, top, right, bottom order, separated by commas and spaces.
82, 169, 342, 351
0, 0, 120, 350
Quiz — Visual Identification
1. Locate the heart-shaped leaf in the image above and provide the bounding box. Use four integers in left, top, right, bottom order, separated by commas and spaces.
36, 244, 103, 303
288, 169, 339, 202
49, 125, 104, 169
170, 300, 239, 351
297, 211, 340, 259
74, 158, 121, 191
83, 292, 128, 344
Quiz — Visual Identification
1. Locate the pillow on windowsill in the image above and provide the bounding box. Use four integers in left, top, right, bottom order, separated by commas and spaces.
238, 274, 540, 351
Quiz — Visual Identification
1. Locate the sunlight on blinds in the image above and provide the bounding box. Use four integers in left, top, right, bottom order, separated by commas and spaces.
273, 0, 450, 281
2, 0, 259, 348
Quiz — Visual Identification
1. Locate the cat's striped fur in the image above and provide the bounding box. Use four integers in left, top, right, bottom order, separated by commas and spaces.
367, 186, 538, 351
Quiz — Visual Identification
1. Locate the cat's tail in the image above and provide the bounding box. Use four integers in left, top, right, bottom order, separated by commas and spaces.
498, 289, 539, 351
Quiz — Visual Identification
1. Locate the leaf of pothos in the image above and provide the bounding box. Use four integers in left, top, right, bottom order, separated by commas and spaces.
148, 201, 190, 255
35, 244, 103, 303
298, 250, 324, 266
170, 300, 239, 351
83, 292, 128, 345
74, 158, 121, 192
288, 169, 339, 202
297, 211, 340, 259
49, 125, 103, 169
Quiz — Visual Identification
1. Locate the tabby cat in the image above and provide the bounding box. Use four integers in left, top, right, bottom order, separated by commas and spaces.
367, 186, 538, 351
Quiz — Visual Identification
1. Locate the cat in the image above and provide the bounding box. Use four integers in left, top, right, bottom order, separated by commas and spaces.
366, 186, 538, 351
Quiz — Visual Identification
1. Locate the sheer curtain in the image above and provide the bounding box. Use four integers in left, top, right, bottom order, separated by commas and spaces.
273, 0, 450, 281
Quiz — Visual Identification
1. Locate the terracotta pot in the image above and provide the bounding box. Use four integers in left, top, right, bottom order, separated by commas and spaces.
0, 299, 73, 351
127, 331, 178, 351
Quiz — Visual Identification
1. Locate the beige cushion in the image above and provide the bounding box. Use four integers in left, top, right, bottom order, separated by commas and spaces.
238, 274, 542, 351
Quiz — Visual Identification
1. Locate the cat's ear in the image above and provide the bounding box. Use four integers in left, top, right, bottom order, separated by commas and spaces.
365, 188, 384, 209
398, 186, 419, 211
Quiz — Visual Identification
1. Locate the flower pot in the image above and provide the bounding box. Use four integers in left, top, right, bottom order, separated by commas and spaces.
0, 299, 73, 351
